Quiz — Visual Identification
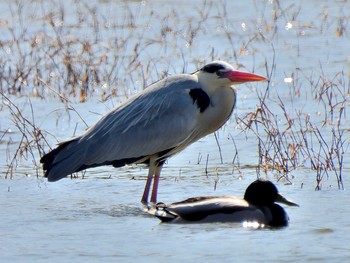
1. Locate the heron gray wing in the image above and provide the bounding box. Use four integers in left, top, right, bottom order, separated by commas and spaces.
61, 74, 203, 167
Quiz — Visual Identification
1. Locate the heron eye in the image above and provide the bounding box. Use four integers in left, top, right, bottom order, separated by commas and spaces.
201, 63, 225, 74
216, 70, 223, 76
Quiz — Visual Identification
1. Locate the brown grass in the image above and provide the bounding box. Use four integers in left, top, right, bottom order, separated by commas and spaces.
1, 0, 349, 189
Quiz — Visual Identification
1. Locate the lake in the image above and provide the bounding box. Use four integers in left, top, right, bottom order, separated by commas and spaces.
1, 0, 350, 262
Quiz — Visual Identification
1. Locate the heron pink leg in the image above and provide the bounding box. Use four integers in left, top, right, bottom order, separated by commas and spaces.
150, 174, 159, 203
150, 165, 163, 203
141, 164, 155, 204
141, 176, 152, 204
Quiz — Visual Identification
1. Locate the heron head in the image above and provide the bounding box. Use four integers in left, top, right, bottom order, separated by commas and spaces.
197, 61, 268, 90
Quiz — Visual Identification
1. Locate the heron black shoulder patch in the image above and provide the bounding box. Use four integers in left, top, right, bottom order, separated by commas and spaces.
189, 88, 210, 113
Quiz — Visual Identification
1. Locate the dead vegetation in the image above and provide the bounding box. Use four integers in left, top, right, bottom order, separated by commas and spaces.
237, 69, 349, 190
1, 0, 349, 189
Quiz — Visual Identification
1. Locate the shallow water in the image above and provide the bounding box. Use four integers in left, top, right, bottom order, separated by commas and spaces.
1, 0, 350, 262
1, 172, 350, 262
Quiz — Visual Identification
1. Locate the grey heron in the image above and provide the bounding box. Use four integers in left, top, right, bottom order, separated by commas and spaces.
152, 180, 298, 227
40, 61, 267, 204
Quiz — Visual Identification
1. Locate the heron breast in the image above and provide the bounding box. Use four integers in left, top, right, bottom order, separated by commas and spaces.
198, 87, 236, 135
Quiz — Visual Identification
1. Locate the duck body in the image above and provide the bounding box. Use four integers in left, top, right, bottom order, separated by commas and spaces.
152, 180, 298, 227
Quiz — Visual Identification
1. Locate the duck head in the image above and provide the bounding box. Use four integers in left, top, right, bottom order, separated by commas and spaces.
244, 180, 298, 227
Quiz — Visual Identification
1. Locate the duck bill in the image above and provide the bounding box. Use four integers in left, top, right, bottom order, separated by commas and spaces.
223, 70, 268, 83
276, 193, 299, 207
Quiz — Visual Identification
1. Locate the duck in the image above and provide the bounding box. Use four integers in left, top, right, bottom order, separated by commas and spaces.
151, 180, 298, 227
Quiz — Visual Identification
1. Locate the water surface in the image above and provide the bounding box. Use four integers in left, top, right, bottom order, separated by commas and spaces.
1, 0, 350, 262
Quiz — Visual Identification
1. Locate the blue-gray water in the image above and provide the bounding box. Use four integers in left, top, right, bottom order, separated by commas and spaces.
1, 0, 350, 262
1, 172, 350, 262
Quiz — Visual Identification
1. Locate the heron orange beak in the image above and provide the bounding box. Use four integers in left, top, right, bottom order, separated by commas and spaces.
223, 70, 268, 83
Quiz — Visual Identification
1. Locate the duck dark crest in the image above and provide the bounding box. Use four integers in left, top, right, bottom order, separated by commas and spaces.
244, 180, 279, 206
